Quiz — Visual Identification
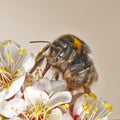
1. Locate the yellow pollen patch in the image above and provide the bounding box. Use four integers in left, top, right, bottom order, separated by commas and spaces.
18, 49, 27, 54
0, 66, 6, 75
6, 53, 14, 62
92, 110, 96, 114
83, 102, 88, 109
26, 113, 30, 117
89, 92, 96, 98
59, 100, 63, 104
73, 38, 82, 52
40, 69, 42, 71
104, 102, 113, 113
18, 50, 22, 54
51, 90, 55, 93
83, 101, 87, 106
108, 106, 113, 113
46, 105, 51, 109
22, 49, 27, 54
92, 107, 98, 114
9, 58, 14, 62
1, 42, 6, 47
87, 105, 92, 109
83, 109, 89, 114
24, 90, 27, 93
39, 75, 43, 79
104, 101, 110, 108
95, 107, 98, 111
15, 109, 18, 112
6, 53, 12, 59
34, 111, 40, 118
96, 118, 100, 120
8, 40, 12, 44
29, 75, 34, 79
40, 93, 42, 97
86, 114, 90, 118
17, 68, 24, 75
61, 104, 69, 109
41, 108, 45, 113
36, 104, 40, 108
84, 94, 88, 99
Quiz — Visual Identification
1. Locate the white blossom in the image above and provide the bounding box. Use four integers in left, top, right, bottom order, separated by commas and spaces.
1, 86, 72, 120
0, 40, 34, 101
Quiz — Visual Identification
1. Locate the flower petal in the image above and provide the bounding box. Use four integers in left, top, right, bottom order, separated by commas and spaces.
45, 91, 72, 111
51, 80, 67, 92
73, 93, 112, 120
94, 99, 111, 119
101, 116, 108, 120
0, 89, 7, 103
1, 98, 26, 118
4, 40, 20, 57
62, 113, 73, 120
0, 40, 19, 57
23, 53, 35, 72
12, 116, 22, 120
0, 40, 9, 66
24, 86, 49, 105
73, 94, 84, 115
36, 78, 67, 93
4, 74, 25, 100
46, 108, 63, 120
3, 41, 28, 73
0, 100, 7, 116
36, 77, 53, 94
3, 40, 20, 68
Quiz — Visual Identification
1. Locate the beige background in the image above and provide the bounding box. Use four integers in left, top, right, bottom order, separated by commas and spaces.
0, 0, 120, 119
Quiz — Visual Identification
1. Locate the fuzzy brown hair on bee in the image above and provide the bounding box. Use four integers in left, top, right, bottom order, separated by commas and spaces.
29, 34, 98, 94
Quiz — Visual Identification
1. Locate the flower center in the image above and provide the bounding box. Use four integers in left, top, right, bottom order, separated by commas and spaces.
0, 66, 14, 89
0, 41, 26, 90
82, 93, 112, 119
24, 102, 51, 120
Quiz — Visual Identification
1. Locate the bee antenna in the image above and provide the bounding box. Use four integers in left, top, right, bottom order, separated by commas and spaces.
29, 41, 51, 44
29, 40, 56, 48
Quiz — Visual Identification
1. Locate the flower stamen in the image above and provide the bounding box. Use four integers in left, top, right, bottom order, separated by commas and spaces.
0, 66, 14, 89
24, 101, 51, 120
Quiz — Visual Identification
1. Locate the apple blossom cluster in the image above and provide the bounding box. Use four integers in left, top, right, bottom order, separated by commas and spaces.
0, 40, 112, 120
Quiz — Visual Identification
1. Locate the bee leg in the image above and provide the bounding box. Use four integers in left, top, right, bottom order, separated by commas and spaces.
29, 57, 44, 74
29, 45, 49, 74
42, 62, 51, 76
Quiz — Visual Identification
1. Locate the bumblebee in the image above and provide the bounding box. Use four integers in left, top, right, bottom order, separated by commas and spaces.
30, 34, 98, 93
